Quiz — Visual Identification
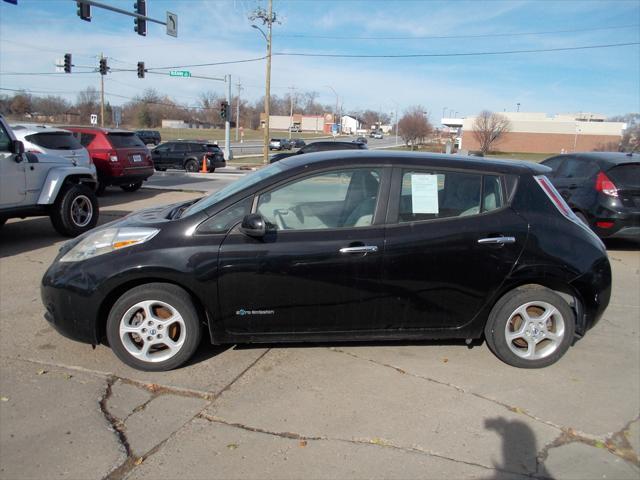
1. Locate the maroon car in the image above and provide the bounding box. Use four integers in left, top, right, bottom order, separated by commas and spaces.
64, 126, 154, 194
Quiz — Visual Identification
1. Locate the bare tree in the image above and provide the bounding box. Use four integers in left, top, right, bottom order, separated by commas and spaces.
398, 106, 433, 150
472, 111, 512, 154
76, 87, 99, 122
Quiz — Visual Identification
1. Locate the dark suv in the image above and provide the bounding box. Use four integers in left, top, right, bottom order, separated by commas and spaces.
65, 126, 154, 194
152, 141, 226, 173
136, 130, 161, 146
270, 140, 368, 163
541, 152, 639, 240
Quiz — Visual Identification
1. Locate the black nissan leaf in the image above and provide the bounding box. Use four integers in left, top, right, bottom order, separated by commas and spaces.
42, 151, 611, 371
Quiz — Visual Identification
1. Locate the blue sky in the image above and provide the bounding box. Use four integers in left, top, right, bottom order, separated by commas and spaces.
0, 0, 639, 121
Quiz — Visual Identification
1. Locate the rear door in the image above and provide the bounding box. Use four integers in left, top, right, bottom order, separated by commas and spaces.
552, 156, 599, 207
380, 167, 528, 330
107, 132, 150, 167
25, 131, 88, 165
217, 166, 390, 335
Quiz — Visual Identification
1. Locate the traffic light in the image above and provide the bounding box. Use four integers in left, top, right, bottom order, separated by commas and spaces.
76, 1, 91, 21
99, 58, 108, 75
220, 102, 229, 119
137, 61, 145, 79
63, 54, 72, 74
134, 0, 147, 36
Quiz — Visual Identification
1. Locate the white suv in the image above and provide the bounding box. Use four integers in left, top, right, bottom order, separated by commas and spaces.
10, 123, 94, 173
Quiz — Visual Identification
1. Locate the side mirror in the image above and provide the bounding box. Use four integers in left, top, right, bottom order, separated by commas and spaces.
11, 139, 24, 156
239, 213, 267, 238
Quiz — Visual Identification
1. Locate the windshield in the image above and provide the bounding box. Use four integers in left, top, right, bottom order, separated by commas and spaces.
182, 161, 288, 217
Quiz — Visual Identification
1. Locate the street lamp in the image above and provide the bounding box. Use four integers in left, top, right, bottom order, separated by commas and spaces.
517, 102, 521, 112
325, 85, 339, 135
442, 107, 447, 119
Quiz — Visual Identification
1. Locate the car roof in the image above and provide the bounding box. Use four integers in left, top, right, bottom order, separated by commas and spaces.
10, 124, 73, 135
280, 150, 551, 175
60, 126, 134, 134
550, 151, 639, 166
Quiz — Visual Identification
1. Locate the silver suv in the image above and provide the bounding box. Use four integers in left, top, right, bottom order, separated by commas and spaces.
0, 115, 99, 236
10, 123, 94, 172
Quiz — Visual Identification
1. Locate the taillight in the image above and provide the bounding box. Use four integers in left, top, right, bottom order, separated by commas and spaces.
595, 171, 618, 197
109, 150, 118, 162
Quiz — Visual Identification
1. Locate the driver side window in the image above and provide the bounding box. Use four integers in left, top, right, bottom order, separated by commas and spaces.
257, 168, 381, 231
0, 124, 11, 151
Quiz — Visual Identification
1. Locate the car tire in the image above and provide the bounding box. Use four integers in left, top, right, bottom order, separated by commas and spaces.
106, 283, 202, 371
0, 217, 6, 228
120, 182, 143, 192
484, 286, 575, 368
50, 183, 99, 237
209, 168, 215, 173
184, 159, 199, 172
155, 167, 167, 172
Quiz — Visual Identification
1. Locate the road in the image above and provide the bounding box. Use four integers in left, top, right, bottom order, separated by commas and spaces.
226, 135, 400, 157
0, 183, 638, 480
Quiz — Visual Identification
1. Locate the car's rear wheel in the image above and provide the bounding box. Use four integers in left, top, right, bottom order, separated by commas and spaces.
50, 183, 99, 237
184, 159, 199, 172
485, 286, 575, 368
120, 182, 142, 192
106, 283, 202, 371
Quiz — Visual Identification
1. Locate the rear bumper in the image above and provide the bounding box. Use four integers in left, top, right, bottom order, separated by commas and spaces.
594, 212, 640, 239
569, 256, 612, 334
101, 165, 155, 185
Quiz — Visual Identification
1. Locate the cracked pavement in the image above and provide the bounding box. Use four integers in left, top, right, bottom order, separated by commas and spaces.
1, 189, 639, 480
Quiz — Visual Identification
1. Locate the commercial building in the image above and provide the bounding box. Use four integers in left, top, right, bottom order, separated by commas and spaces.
459, 112, 627, 153
260, 113, 330, 133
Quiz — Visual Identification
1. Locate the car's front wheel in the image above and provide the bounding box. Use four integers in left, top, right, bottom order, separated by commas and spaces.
106, 283, 202, 371
50, 183, 99, 237
484, 286, 575, 368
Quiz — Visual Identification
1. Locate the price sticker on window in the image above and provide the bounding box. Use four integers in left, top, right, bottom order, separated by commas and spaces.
411, 174, 439, 214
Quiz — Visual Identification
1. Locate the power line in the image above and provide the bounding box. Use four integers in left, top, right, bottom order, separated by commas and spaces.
273, 42, 640, 59
277, 23, 640, 40
145, 56, 267, 71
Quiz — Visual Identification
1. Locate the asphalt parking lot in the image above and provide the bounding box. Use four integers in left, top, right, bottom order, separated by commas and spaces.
0, 179, 638, 480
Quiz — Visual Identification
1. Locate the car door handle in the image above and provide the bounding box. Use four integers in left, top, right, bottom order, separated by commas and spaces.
477, 236, 516, 245
339, 245, 378, 254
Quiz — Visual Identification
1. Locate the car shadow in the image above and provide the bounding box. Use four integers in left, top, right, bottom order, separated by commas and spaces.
604, 238, 640, 251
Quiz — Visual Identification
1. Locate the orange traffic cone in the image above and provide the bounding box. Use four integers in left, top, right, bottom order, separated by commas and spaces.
201, 154, 208, 173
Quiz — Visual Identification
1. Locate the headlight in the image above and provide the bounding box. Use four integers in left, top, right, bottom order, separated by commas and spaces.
59, 227, 159, 262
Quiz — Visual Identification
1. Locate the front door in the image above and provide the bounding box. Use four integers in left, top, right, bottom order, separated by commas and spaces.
218, 167, 389, 335
0, 123, 26, 208
380, 168, 528, 330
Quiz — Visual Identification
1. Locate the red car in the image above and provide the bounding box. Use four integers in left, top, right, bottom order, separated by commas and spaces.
64, 126, 154, 194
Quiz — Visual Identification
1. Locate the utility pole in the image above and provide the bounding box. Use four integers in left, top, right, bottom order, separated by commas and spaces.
288, 86, 295, 140
100, 52, 105, 127
250, 0, 276, 165
235, 80, 243, 142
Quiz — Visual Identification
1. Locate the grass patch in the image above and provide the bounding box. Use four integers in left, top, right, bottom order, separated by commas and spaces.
486, 152, 551, 163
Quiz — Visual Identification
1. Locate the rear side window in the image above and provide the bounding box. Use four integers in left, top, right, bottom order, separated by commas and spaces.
607, 164, 640, 189
556, 158, 599, 179
107, 133, 146, 148
400, 170, 481, 222
25, 132, 83, 150
172, 143, 189, 153
205, 144, 221, 152
541, 156, 564, 175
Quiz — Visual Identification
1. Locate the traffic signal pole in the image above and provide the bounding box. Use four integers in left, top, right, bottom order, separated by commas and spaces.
100, 52, 105, 127
225, 74, 231, 160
